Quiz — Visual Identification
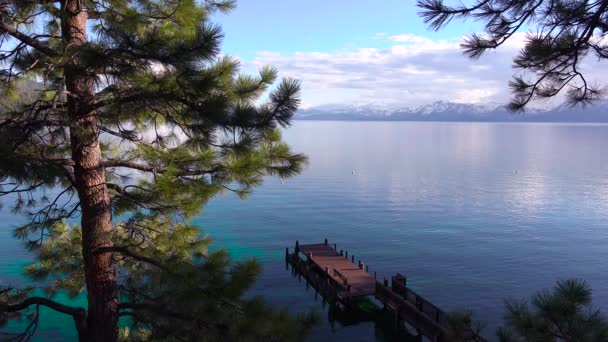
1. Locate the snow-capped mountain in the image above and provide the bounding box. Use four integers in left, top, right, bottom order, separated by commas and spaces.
303, 103, 395, 117
296, 100, 608, 122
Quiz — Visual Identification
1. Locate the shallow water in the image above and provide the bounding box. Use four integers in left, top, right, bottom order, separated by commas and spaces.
2, 121, 608, 341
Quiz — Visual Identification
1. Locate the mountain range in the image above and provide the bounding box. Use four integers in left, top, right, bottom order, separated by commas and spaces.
296, 100, 608, 122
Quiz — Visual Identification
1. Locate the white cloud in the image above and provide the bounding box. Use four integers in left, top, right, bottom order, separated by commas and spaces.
248, 33, 608, 108
299, 102, 313, 110
453, 88, 499, 104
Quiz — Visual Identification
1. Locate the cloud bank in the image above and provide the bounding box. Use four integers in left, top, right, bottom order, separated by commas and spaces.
249, 34, 608, 108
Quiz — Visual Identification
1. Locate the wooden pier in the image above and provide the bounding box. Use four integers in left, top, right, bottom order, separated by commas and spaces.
298, 242, 376, 298
286, 240, 486, 342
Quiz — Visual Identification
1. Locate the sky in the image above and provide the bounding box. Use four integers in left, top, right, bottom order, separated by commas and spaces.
212, 0, 608, 109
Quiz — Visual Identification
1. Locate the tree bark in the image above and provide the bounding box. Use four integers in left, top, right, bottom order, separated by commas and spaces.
61, 1, 118, 341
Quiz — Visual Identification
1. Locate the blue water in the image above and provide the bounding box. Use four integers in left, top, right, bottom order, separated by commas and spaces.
2, 121, 608, 341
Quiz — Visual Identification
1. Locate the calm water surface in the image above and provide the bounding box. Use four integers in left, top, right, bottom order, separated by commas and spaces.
2, 121, 608, 341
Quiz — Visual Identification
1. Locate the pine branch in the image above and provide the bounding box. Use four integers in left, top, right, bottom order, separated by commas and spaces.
7, 296, 85, 318
461, 0, 546, 59
0, 181, 45, 195
0, 22, 59, 57
98, 126, 141, 142
102, 160, 156, 173
94, 246, 163, 269
102, 160, 218, 176
106, 182, 180, 212
419, 0, 608, 109
417, 0, 492, 30
203, 0, 237, 14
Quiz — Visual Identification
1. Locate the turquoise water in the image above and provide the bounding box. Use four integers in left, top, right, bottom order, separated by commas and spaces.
2, 121, 608, 341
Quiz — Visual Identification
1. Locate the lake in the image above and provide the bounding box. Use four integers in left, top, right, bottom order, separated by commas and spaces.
2, 121, 608, 341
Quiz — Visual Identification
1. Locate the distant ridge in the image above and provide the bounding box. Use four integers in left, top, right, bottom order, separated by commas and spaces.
296, 100, 608, 123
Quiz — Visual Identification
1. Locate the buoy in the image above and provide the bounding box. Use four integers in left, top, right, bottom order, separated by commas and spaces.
281, 180, 284, 184
352, 170, 356, 174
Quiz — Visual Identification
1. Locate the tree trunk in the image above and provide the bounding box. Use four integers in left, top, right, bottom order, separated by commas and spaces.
62, 1, 118, 341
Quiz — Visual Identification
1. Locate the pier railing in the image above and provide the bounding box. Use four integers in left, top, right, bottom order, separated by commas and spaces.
333, 269, 351, 291
390, 273, 448, 327
288, 251, 339, 304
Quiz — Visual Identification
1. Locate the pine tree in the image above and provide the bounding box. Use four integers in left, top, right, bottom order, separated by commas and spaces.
0, 1, 312, 341
497, 279, 608, 341
417, 0, 608, 110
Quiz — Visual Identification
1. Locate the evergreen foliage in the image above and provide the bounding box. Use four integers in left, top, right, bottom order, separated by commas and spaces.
444, 311, 486, 341
417, 0, 608, 110
443, 280, 607, 341
0, 1, 311, 341
497, 279, 608, 341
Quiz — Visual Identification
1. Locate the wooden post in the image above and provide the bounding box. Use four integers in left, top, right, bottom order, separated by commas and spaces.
295, 240, 299, 254
365, 265, 369, 272
394, 303, 400, 329
345, 250, 348, 258
358, 260, 362, 269
324, 238, 328, 245
285, 247, 289, 260
351, 255, 354, 263
325, 266, 329, 274
340, 249, 343, 256
374, 271, 377, 280
384, 277, 388, 287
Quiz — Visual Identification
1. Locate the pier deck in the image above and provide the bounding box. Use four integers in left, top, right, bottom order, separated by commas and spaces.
298, 243, 375, 298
